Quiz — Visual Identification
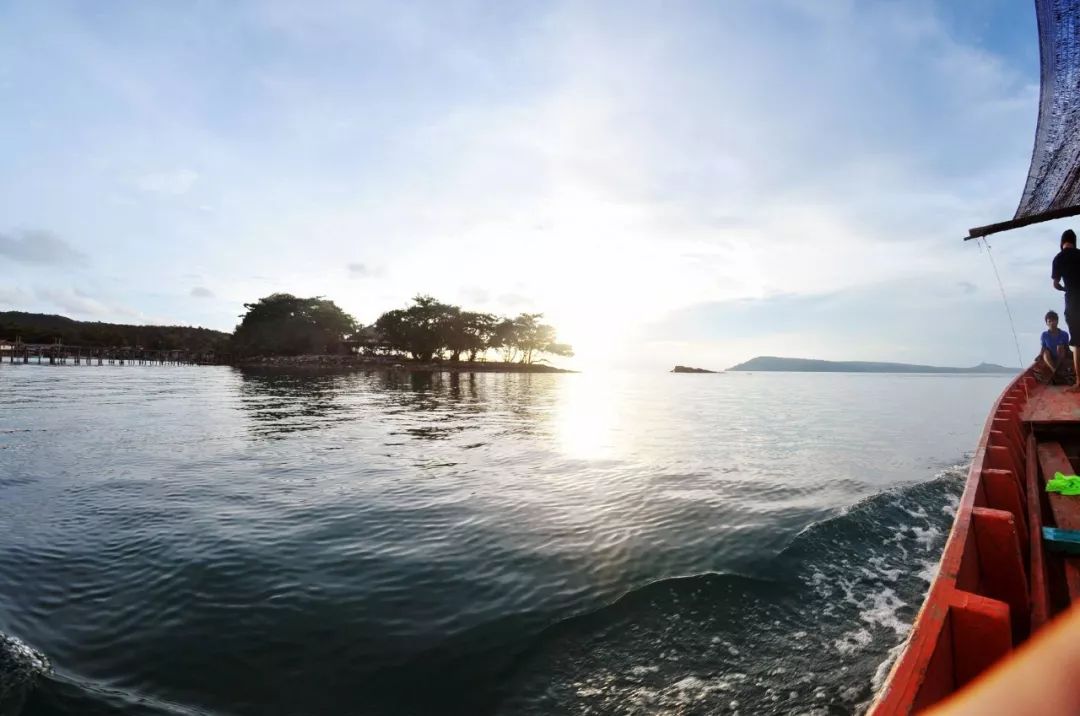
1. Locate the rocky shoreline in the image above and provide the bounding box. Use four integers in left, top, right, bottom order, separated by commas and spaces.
234, 354, 576, 373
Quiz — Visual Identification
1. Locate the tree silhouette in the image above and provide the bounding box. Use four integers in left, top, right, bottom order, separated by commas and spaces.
233, 293, 357, 356
371, 299, 571, 364
373, 295, 458, 361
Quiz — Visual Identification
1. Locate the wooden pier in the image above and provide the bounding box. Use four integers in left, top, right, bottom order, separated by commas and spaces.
0, 339, 218, 366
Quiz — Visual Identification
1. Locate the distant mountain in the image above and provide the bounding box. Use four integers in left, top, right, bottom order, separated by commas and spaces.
0, 311, 230, 352
671, 365, 718, 373
727, 356, 1018, 374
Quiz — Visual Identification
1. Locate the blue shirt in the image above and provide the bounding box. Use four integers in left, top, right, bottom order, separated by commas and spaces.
1042, 329, 1070, 351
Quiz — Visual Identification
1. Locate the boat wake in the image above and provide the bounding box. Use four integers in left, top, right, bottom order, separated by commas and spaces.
0, 465, 967, 716
0, 633, 50, 716
495, 464, 967, 715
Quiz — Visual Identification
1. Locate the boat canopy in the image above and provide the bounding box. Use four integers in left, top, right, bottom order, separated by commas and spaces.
969, 0, 1080, 239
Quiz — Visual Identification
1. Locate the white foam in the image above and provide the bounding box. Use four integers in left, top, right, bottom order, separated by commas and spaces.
858, 587, 910, 636
910, 525, 940, 551
833, 627, 873, 655
870, 641, 908, 692
916, 558, 941, 584
0, 633, 50, 675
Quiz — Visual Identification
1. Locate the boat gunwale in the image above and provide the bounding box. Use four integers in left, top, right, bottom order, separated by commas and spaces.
869, 368, 1031, 713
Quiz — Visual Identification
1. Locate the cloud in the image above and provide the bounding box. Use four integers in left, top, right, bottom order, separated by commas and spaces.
36, 287, 112, 318
347, 262, 385, 278
0, 230, 86, 265
0, 286, 31, 307
32, 287, 145, 322
957, 281, 978, 295
0, 1, 1048, 356
647, 274, 1050, 369
497, 293, 530, 308
459, 287, 489, 305
135, 169, 199, 196
190, 286, 215, 298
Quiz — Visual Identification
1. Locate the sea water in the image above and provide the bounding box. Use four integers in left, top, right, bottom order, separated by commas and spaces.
0, 367, 1011, 715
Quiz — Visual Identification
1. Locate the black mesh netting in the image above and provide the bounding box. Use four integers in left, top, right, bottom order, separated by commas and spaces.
1017, 0, 1080, 220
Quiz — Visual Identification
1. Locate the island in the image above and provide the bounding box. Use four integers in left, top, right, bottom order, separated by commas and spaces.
727, 356, 1018, 374
671, 365, 718, 373
0, 292, 577, 373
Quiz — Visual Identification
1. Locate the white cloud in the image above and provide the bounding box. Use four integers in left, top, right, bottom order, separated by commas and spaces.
0, 1, 1049, 358
347, 263, 385, 279
135, 169, 199, 196
36, 287, 112, 317
0, 229, 86, 265
0, 286, 31, 307
35, 287, 144, 322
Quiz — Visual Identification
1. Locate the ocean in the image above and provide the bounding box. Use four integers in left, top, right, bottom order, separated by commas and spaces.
0, 367, 1012, 715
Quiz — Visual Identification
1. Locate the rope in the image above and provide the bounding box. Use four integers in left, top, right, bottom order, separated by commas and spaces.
978, 237, 1025, 370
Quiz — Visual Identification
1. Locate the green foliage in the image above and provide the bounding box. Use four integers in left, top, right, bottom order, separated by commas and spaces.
372, 299, 571, 364
491, 313, 574, 363
0, 311, 229, 353
233, 293, 357, 357
0, 293, 572, 365
373, 295, 458, 361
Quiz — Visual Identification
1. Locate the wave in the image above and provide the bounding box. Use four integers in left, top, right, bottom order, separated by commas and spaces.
0, 465, 967, 716
0, 633, 50, 716
494, 465, 966, 715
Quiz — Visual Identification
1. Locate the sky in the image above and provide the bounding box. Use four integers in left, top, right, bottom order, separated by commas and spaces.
0, 0, 1069, 371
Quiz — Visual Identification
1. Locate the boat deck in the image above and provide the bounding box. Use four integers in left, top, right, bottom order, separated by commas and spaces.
871, 372, 1080, 714
1022, 384, 1080, 423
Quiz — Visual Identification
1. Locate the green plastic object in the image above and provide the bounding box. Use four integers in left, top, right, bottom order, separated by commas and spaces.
1047, 471, 1080, 495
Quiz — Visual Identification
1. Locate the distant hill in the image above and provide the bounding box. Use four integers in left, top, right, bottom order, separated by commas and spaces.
727, 356, 1018, 374
0, 311, 230, 352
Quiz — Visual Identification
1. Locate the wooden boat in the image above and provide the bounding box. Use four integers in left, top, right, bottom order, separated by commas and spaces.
870, 1, 1080, 710
868, 370, 1080, 712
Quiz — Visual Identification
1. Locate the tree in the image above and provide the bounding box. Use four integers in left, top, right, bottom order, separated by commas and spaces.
462, 312, 499, 362
492, 318, 521, 362
232, 293, 357, 356
494, 313, 574, 364
372, 295, 458, 361
443, 310, 499, 362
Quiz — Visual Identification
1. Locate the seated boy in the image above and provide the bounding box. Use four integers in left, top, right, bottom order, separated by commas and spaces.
1036, 310, 1076, 385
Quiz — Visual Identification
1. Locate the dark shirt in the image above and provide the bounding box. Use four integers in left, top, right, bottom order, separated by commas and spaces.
1052, 247, 1080, 297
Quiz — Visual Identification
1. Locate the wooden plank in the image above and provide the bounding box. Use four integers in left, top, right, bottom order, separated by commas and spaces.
1026, 433, 1051, 630
1035, 442, 1080, 530
1067, 560, 1080, 599
1022, 384, 1080, 423
982, 469, 1029, 557
972, 507, 1030, 643
948, 591, 1012, 688
1042, 526, 1080, 553
909, 612, 956, 713
967, 205, 1080, 239
1036, 442, 1080, 603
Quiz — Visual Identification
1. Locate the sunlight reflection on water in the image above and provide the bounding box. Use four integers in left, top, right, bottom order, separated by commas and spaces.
0, 366, 1012, 715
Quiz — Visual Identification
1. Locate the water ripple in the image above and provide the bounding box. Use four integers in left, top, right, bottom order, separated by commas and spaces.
0, 367, 1011, 715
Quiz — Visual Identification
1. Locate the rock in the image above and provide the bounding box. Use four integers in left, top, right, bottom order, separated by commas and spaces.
671, 365, 718, 373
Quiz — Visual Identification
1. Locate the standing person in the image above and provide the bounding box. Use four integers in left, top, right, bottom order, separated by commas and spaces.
1052, 228, 1080, 390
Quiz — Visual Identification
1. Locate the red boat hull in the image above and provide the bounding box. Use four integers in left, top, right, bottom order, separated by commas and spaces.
870, 369, 1080, 712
